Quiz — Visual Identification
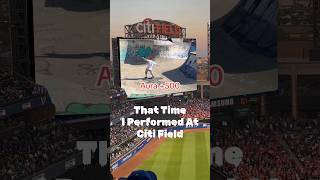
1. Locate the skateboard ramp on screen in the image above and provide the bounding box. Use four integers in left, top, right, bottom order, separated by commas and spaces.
211, 0, 278, 99
33, 0, 110, 114
119, 38, 197, 98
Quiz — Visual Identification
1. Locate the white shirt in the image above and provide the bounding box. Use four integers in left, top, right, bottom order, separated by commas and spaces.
145, 59, 157, 70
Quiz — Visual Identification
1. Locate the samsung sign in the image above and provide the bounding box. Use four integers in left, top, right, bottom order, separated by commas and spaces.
212, 98, 234, 108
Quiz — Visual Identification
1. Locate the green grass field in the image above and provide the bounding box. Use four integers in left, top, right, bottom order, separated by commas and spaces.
137, 130, 210, 180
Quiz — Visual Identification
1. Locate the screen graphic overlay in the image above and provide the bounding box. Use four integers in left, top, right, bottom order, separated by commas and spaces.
33, 0, 110, 114
118, 38, 197, 98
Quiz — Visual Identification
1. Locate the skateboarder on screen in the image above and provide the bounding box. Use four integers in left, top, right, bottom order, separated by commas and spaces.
142, 57, 157, 79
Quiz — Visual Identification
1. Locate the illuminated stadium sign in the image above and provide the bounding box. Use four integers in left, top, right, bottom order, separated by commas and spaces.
124, 18, 186, 38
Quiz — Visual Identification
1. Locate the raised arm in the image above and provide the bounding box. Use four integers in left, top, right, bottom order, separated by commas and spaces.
142, 57, 149, 62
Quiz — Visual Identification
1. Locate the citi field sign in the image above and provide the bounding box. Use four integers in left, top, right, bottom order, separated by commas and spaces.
124, 18, 186, 38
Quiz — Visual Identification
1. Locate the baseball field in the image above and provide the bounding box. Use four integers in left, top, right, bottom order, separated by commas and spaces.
138, 130, 210, 180
113, 128, 210, 180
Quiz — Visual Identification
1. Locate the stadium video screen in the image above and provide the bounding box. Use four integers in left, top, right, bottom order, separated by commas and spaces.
33, 0, 110, 115
210, 0, 278, 99
118, 38, 197, 98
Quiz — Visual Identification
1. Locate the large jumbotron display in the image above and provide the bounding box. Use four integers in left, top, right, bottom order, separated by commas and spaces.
33, 0, 110, 114
211, 0, 278, 99
118, 38, 197, 98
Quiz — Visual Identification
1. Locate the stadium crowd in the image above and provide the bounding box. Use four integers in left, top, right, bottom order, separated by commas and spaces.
169, 97, 210, 119
111, 137, 144, 163
213, 114, 320, 179
282, 116, 320, 178
0, 70, 46, 106
111, 101, 135, 119
110, 124, 139, 147
0, 120, 80, 180
110, 96, 210, 164
0, 115, 25, 133
110, 123, 145, 162
109, 98, 146, 163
